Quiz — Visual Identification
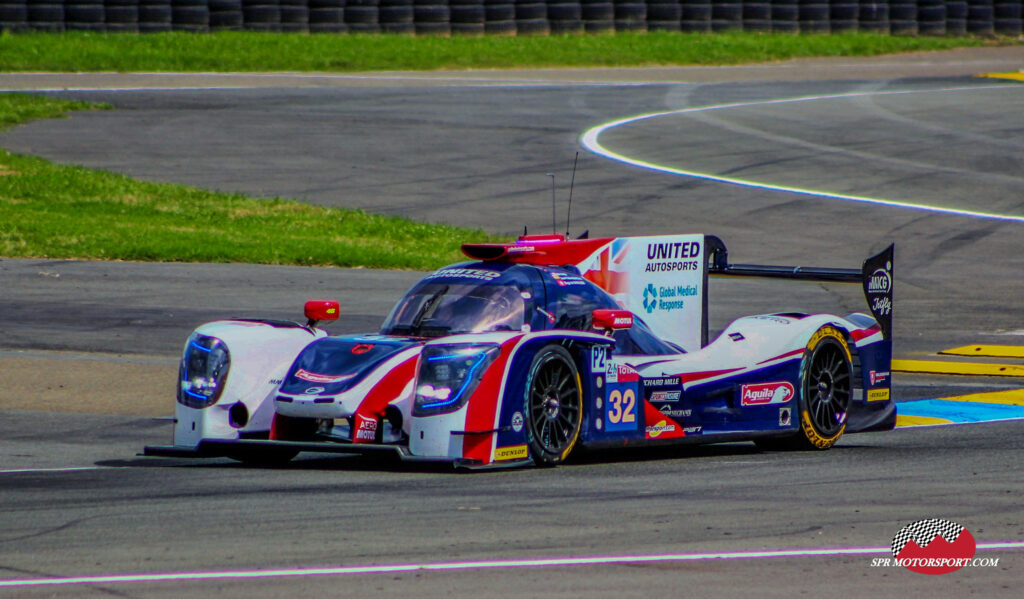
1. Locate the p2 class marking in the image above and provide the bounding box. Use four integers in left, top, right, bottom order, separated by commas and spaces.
1, 543, 1021, 588
581, 84, 1024, 224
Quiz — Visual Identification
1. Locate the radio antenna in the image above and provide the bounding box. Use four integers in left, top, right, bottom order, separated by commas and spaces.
566, 152, 578, 237
546, 173, 556, 234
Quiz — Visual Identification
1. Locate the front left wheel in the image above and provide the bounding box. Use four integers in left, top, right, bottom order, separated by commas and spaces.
524, 344, 583, 466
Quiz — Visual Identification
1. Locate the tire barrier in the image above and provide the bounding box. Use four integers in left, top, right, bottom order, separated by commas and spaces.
449, 0, 484, 35
548, 0, 583, 33
680, 0, 711, 32
859, 0, 890, 33
172, 0, 209, 32
106, 0, 140, 33
771, 0, 798, 33
280, 0, 310, 31
209, 0, 243, 31
138, 0, 172, 32
615, 0, 647, 32
917, 0, 945, 35
647, 0, 681, 31
344, 0, 379, 33
484, 0, 517, 34
711, 0, 740, 31
889, 0, 917, 34
515, 0, 549, 34
9, 0, 1023, 35
310, 0, 347, 32
65, 0, 105, 32
830, 1, 858, 32
1, 1, 29, 33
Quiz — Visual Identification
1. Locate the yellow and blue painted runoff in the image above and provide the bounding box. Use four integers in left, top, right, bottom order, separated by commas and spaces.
893, 345, 1024, 428
979, 71, 1024, 82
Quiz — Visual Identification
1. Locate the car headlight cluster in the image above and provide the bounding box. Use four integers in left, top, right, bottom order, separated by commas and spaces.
178, 333, 230, 409
414, 344, 499, 416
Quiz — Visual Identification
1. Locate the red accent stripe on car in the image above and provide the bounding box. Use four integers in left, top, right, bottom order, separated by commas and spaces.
850, 325, 881, 342
351, 356, 418, 444
676, 367, 745, 384
756, 348, 804, 365
462, 336, 523, 464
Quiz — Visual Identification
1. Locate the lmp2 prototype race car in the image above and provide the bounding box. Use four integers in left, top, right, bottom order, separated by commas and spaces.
145, 233, 895, 469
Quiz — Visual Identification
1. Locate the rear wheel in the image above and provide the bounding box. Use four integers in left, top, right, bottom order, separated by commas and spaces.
524, 345, 583, 465
756, 326, 852, 451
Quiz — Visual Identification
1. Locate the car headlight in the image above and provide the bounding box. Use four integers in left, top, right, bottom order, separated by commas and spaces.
414, 344, 499, 416
178, 333, 231, 409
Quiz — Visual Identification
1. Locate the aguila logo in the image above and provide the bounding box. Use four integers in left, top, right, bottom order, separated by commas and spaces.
740, 382, 794, 406
891, 519, 976, 575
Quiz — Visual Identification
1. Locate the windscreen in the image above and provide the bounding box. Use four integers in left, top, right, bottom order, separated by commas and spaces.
381, 281, 527, 338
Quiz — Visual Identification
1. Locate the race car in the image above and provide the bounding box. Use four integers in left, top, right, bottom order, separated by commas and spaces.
145, 233, 895, 469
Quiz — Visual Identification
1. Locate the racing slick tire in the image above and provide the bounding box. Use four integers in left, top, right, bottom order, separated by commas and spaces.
226, 414, 315, 465
756, 326, 852, 451
524, 344, 583, 466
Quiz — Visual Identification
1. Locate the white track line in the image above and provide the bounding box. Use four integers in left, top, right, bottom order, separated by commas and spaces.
581, 83, 1024, 223
1, 542, 1021, 588
0, 466, 103, 474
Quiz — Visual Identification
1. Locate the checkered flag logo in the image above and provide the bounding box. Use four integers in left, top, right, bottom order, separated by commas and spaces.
891, 519, 965, 557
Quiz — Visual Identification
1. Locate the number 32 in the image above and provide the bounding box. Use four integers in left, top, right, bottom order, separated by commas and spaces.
607, 388, 636, 424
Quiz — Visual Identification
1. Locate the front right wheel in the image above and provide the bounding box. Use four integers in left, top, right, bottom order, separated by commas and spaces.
524, 344, 583, 466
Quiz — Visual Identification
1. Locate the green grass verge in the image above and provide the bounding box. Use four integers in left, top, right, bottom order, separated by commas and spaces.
0, 94, 499, 269
0, 31, 1002, 72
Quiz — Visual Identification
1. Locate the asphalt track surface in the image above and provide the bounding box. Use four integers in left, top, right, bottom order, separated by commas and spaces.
2, 48, 1024, 596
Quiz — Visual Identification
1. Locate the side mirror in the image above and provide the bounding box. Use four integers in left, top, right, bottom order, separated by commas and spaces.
304, 299, 340, 328
592, 309, 633, 334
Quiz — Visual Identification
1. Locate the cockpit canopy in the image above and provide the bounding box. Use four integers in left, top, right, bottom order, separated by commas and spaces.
380, 266, 533, 338
379, 262, 682, 355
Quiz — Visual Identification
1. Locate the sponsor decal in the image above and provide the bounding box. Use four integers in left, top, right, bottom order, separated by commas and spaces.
303, 386, 325, 395
268, 378, 283, 385
645, 420, 677, 438
551, 272, 587, 287
614, 364, 640, 383
867, 265, 892, 295
867, 519, 1000, 574
296, 369, 355, 384
645, 241, 701, 273
752, 315, 792, 325
511, 411, 524, 433
659, 405, 691, 418
649, 390, 682, 402
351, 343, 375, 355
644, 377, 681, 387
728, 332, 745, 341
741, 381, 795, 406
353, 415, 377, 442
494, 445, 529, 461
642, 283, 698, 314
869, 370, 890, 385
867, 389, 891, 402
683, 426, 702, 434
779, 407, 792, 426
424, 268, 500, 281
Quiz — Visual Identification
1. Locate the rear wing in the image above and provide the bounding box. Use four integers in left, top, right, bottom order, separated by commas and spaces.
462, 234, 893, 351
705, 235, 894, 343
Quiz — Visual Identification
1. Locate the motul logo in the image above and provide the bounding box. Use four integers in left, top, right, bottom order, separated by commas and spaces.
741, 381, 795, 406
